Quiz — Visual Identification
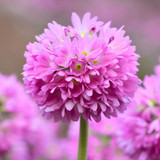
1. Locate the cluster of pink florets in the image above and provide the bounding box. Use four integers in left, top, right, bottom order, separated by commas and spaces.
0, 74, 36, 117
117, 68, 160, 160
0, 74, 60, 160
23, 12, 140, 123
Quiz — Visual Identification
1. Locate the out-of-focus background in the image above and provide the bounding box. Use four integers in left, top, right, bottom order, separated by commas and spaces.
0, 0, 160, 80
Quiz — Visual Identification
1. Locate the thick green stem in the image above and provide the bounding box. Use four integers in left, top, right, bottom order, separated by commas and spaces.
77, 116, 88, 160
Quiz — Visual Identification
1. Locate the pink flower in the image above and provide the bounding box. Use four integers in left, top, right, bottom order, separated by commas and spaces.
0, 73, 36, 117
117, 74, 160, 160
23, 12, 140, 123
71, 12, 104, 37
0, 74, 61, 160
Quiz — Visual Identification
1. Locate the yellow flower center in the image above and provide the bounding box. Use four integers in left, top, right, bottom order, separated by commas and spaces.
82, 52, 88, 56
89, 32, 94, 38
76, 64, 82, 70
148, 99, 159, 107
73, 79, 79, 84
60, 37, 64, 42
80, 32, 86, 38
92, 60, 98, 64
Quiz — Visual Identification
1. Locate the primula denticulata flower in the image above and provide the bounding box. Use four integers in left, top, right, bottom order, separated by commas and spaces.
0, 73, 61, 160
23, 12, 140, 123
117, 70, 160, 160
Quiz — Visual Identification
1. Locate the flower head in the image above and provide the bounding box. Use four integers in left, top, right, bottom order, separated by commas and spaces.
0, 74, 60, 160
23, 12, 140, 123
117, 74, 160, 160
0, 73, 36, 118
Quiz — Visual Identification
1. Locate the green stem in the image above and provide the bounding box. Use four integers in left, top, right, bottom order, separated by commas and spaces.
77, 116, 88, 160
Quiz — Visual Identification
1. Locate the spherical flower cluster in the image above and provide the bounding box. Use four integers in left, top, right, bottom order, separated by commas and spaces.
23, 12, 140, 123
117, 74, 160, 160
0, 73, 60, 160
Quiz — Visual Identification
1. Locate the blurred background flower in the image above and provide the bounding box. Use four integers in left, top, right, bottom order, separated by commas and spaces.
0, 0, 160, 80
116, 61, 160, 160
0, 74, 62, 160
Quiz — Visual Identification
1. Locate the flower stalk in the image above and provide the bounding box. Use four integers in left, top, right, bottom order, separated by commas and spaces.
77, 116, 88, 160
